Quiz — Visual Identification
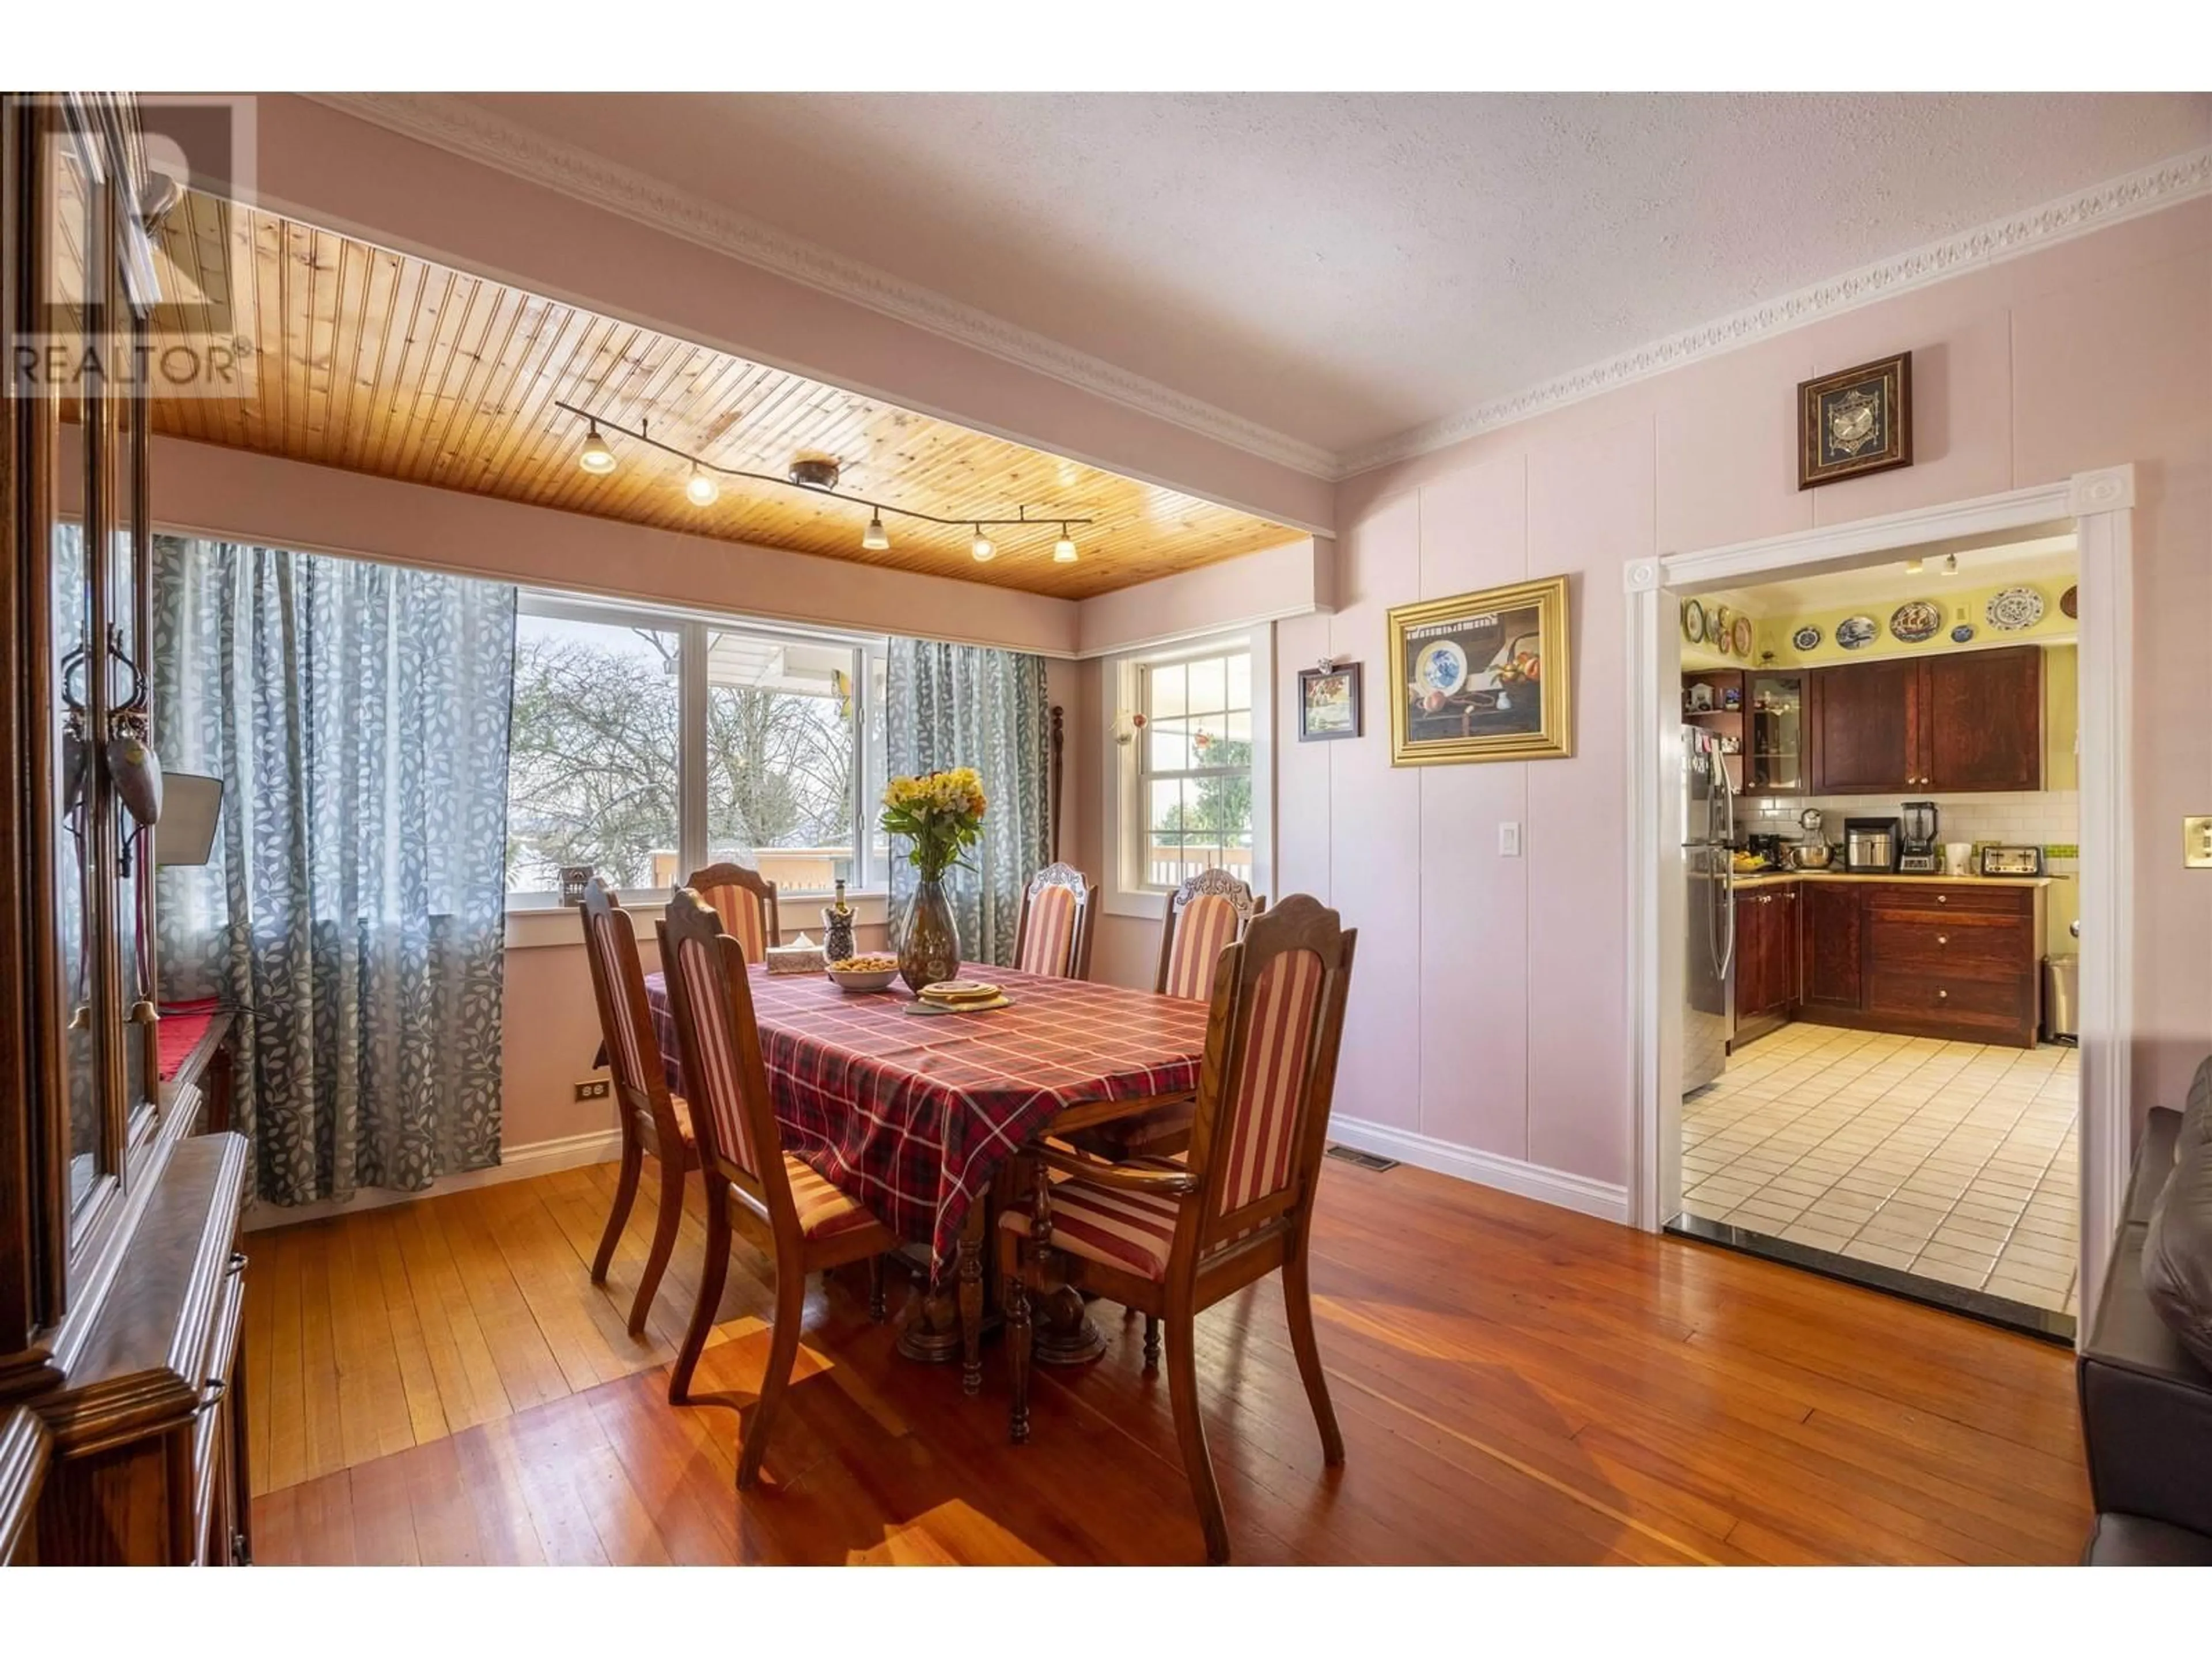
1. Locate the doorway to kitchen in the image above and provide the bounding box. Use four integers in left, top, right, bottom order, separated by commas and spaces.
1624, 469, 2137, 1347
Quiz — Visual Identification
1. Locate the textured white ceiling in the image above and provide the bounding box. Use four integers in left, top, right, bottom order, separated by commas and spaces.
455, 92, 2212, 463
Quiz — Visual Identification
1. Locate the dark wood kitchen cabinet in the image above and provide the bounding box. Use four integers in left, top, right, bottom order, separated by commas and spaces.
1808, 646, 2043, 794
1793, 878, 2044, 1048
1733, 884, 1800, 1046
1799, 880, 1864, 1013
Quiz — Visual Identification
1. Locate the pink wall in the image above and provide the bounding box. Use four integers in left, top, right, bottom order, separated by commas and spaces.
1287, 199, 2212, 1189
247, 96, 1336, 540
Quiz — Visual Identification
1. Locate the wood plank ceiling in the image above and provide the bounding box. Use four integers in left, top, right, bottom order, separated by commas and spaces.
142, 194, 1300, 600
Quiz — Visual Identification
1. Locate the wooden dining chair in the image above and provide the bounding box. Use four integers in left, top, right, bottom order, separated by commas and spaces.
1155, 867, 1265, 1000
685, 861, 781, 963
657, 885, 897, 1487
579, 880, 698, 1336
1012, 861, 1097, 980
998, 895, 1357, 1564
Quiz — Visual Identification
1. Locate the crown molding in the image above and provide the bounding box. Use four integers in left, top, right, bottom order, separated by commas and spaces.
302, 92, 1340, 482
1338, 145, 2212, 478
297, 100, 2210, 490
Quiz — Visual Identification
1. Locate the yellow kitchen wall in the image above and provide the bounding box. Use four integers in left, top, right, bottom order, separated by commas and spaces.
2045, 641, 2079, 790
1751, 576, 2078, 668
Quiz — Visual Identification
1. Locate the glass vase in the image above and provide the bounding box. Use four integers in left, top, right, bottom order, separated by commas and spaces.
897, 876, 960, 993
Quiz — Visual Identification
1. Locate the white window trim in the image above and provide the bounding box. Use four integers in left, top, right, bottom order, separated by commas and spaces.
1100, 626, 1274, 922
506, 590, 888, 913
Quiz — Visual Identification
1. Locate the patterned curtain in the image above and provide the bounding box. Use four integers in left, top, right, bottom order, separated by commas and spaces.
151, 535, 517, 1206
885, 638, 1052, 967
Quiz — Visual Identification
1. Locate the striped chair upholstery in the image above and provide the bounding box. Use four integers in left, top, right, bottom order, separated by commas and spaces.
784, 1157, 881, 1240
1215, 948, 1326, 1215
583, 900, 691, 1145
1016, 882, 1081, 977
688, 863, 777, 964
673, 933, 764, 1181
1163, 892, 1244, 1001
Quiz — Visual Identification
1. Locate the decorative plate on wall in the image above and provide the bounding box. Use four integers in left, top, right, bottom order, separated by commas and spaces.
1791, 624, 1823, 652
1732, 616, 1753, 658
1683, 599, 1705, 643
1950, 623, 1976, 644
1889, 600, 1942, 643
1710, 605, 1734, 653
1836, 615, 1878, 651
1986, 586, 2046, 631
2061, 585, 2079, 619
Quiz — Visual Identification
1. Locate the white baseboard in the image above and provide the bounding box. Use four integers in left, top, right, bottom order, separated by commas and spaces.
243, 1127, 625, 1233
1327, 1117, 1631, 1225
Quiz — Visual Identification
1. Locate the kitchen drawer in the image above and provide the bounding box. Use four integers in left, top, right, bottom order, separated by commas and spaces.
1867, 915, 2033, 974
1861, 883, 2034, 917
1866, 972, 2033, 1030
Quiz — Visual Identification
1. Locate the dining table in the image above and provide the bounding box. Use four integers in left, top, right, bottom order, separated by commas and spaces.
641, 960, 1212, 1392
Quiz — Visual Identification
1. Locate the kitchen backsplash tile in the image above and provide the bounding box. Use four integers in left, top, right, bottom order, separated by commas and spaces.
1745, 790, 2080, 852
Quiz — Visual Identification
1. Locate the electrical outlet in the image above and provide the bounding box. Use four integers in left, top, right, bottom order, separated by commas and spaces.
573, 1077, 611, 1102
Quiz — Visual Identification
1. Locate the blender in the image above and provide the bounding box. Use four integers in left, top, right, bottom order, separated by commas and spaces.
1898, 800, 1941, 874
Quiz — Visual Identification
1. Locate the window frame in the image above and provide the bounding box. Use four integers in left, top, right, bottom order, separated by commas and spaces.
1132, 643, 1256, 897
1101, 626, 1274, 923
505, 589, 887, 911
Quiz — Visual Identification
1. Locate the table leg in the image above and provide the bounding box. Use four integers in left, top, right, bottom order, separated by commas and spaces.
1030, 1257, 1107, 1368
957, 1233, 984, 1395
892, 1206, 997, 1378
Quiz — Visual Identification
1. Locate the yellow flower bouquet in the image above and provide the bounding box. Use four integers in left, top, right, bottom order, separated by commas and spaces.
880, 767, 988, 883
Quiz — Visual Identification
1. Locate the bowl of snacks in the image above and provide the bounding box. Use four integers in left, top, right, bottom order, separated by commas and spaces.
827, 953, 900, 992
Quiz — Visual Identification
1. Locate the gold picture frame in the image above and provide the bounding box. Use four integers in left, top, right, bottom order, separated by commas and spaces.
1387, 575, 1573, 766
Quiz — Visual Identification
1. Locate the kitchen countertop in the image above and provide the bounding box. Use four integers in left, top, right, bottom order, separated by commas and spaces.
1728, 870, 2054, 890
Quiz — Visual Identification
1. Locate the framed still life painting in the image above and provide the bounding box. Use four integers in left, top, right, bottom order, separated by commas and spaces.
1797, 351, 1912, 489
1387, 575, 1573, 766
1297, 663, 1362, 741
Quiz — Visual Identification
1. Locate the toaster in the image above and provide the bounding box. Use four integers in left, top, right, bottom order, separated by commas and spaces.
1979, 844, 2044, 877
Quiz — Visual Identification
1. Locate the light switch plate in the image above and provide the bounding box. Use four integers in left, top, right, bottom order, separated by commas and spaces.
2187, 816, 2212, 869
1499, 822, 1522, 858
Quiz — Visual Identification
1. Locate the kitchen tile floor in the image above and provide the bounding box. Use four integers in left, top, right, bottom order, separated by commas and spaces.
1680, 1022, 2078, 1317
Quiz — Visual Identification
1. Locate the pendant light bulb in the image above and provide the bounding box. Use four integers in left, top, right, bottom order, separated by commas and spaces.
1904, 556, 1925, 575
578, 422, 616, 475
971, 526, 996, 563
862, 512, 891, 552
1053, 525, 1078, 564
684, 465, 719, 507
1942, 553, 1959, 575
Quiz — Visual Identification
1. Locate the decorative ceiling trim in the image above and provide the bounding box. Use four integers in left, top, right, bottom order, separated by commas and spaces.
302, 92, 1340, 481
1336, 145, 2212, 479
301, 99, 2209, 488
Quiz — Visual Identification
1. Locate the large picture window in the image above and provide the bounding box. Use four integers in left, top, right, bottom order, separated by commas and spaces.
505, 593, 885, 903
1137, 646, 1253, 891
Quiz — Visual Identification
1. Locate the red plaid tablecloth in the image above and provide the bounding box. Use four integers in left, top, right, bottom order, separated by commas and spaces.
644, 964, 1209, 1275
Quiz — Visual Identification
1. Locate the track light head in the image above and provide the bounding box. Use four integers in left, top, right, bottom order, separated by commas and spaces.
862, 512, 891, 552
970, 527, 997, 563
684, 466, 719, 507
1053, 526, 1078, 564
578, 423, 616, 475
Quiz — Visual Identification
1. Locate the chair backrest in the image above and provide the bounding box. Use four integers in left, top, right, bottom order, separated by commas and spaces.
1155, 868, 1265, 1001
578, 880, 684, 1158
1181, 895, 1356, 1260
685, 862, 780, 964
1013, 862, 1097, 979
657, 885, 793, 1217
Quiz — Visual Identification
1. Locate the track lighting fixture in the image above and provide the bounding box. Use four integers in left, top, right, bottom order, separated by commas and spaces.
554, 398, 1093, 566
578, 422, 616, 475
1942, 553, 1959, 575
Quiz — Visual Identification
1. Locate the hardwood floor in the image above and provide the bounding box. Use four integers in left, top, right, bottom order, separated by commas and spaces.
244, 1156, 2092, 1565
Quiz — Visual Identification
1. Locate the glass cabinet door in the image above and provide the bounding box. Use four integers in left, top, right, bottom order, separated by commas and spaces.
1747, 672, 1807, 796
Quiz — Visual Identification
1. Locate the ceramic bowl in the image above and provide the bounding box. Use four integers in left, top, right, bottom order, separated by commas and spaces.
827, 965, 900, 992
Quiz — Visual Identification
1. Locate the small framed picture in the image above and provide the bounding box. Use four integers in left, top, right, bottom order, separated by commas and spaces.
1297, 663, 1363, 742
1798, 351, 1912, 489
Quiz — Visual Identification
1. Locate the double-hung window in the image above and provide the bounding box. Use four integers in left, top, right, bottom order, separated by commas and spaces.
505, 591, 888, 905
1134, 645, 1254, 892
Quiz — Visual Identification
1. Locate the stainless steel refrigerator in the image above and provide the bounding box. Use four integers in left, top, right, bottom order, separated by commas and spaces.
1682, 725, 1736, 1093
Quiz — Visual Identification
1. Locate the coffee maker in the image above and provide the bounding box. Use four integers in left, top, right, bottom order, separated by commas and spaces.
1898, 800, 1941, 874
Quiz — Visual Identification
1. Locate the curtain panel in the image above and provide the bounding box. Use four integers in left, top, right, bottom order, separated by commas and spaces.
885, 639, 1052, 967
151, 535, 517, 1206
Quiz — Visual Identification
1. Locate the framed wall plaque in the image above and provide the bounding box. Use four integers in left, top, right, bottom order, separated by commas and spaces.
1297, 663, 1362, 741
1797, 351, 1912, 490
1387, 575, 1573, 766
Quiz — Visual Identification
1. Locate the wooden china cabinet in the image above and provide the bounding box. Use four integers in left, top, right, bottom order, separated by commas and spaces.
1, 93, 252, 1565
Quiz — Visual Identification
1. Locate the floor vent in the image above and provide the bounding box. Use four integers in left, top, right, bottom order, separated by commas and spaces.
1325, 1144, 1399, 1173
